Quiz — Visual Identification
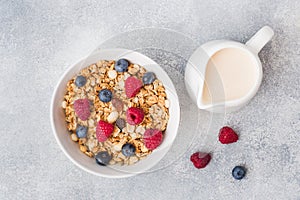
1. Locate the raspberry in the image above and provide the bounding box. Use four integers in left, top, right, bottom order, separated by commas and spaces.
143, 129, 163, 150
125, 76, 142, 98
73, 98, 90, 121
190, 152, 211, 169
126, 107, 144, 125
219, 126, 239, 144
96, 120, 114, 142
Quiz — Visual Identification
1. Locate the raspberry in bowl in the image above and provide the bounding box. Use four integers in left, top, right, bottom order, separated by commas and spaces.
50, 49, 180, 178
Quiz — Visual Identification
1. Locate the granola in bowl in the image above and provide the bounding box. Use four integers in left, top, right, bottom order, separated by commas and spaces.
62, 59, 170, 166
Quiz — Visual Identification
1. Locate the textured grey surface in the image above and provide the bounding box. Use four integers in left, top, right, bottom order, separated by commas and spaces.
0, 0, 300, 199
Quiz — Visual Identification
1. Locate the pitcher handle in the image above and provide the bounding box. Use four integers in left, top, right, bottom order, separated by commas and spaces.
246, 26, 274, 54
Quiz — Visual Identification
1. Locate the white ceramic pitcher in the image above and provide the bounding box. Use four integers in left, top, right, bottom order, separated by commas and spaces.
185, 26, 274, 113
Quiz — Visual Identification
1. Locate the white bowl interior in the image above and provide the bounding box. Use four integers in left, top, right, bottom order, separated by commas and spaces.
50, 49, 180, 178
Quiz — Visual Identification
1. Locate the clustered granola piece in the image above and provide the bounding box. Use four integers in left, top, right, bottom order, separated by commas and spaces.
62, 60, 169, 166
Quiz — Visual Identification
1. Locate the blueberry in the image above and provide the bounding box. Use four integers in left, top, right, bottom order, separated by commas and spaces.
142, 72, 156, 85
75, 75, 87, 87
95, 151, 112, 166
76, 125, 88, 138
232, 166, 246, 180
99, 89, 112, 102
115, 59, 129, 72
121, 143, 136, 157
116, 118, 126, 130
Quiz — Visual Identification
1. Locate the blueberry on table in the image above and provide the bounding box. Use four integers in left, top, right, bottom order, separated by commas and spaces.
75, 75, 87, 87
142, 72, 156, 85
121, 143, 136, 157
95, 151, 112, 166
76, 125, 88, 138
115, 59, 129, 72
99, 89, 112, 103
232, 166, 246, 180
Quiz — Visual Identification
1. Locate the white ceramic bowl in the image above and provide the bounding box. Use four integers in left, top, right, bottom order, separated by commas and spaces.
50, 48, 180, 178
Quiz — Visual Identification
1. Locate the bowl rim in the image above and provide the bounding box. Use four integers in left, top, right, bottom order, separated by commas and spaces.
50, 48, 180, 178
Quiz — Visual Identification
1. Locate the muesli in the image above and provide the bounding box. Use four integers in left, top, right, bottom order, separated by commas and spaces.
62, 59, 169, 166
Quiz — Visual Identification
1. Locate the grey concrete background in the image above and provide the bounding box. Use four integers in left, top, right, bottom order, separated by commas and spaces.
0, 0, 299, 199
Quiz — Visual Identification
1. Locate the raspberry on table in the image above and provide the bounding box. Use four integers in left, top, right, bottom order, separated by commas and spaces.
190, 152, 211, 169
219, 126, 239, 144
